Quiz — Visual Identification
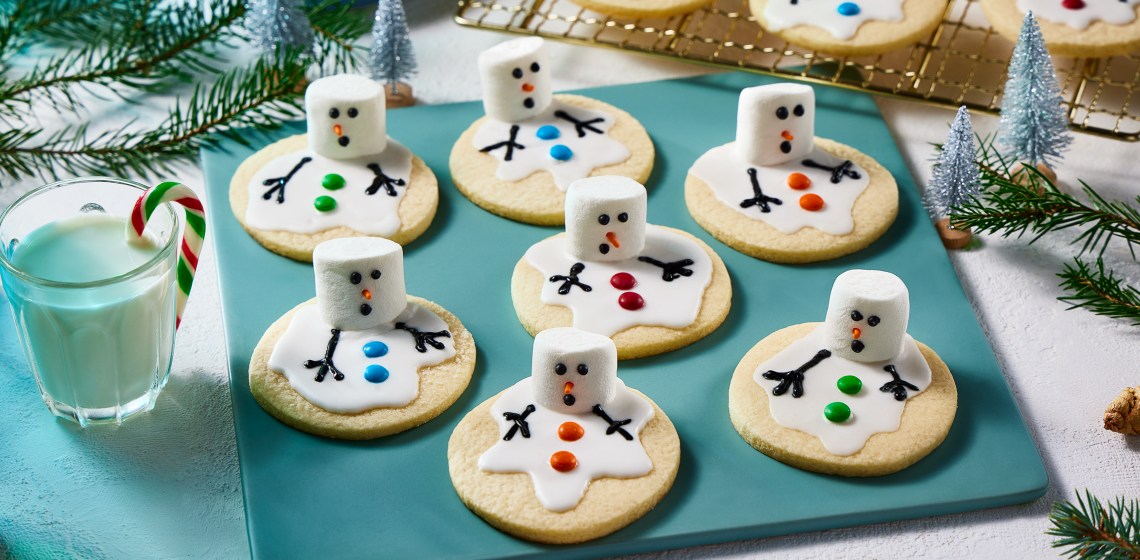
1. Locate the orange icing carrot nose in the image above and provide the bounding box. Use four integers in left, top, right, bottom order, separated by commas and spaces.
563, 381, 574, 394
605, 232, 620, 248
522, 83, 535, 92
362, 289, 372, 300
333, 124, 343, 136
781, 130, 795, 141
852, 327, 861, 339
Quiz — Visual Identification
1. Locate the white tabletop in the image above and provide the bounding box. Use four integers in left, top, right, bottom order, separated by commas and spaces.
2, 2, 1137, 558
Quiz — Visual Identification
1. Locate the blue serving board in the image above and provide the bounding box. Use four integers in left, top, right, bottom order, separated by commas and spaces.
200, 72, 1047, 559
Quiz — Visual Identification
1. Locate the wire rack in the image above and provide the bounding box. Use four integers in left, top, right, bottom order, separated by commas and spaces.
455, 0, 1140, 142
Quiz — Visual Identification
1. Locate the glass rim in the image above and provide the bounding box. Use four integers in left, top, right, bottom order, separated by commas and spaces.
0, 176, 180, 289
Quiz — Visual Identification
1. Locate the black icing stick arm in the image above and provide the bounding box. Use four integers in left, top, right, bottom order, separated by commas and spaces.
553, 110, 605, 137
801, 158, 861, 184
761, 349, 832, 398
479, 124, 525, 161
637, 256, 694, 282
740, 167, 782, 213
880, 365, 919, 401
365, 163, 406, 196
395, 322, 451, 353
304, 328, 345, 382
592, 404, 634, 441
502, 404, 536, 440
261, 157, 312, 204
549, 262, 593, 294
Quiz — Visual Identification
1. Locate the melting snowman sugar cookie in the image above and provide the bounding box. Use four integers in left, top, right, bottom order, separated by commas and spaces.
981, 0, 1140, 57
248, 237, 476, 440
686, 83, 898, 264
450, 37, 654, 226
728, 270, 957, 476
751, 0, 948, 56
512, 176, 731, 360
230, 74, 439, 262
447, 328, 680, 544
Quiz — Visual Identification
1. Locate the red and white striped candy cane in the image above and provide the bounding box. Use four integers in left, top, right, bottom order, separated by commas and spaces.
127, 181, 206, 329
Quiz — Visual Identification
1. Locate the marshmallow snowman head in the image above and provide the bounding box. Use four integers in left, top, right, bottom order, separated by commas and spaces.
531, 328, 618, 414
565, 176, 647, 262
313, 237, 407, 331
735, 83, 815, 167
822, 270, 910, 363
306, 74, 387, 160
479, 37, 552, 123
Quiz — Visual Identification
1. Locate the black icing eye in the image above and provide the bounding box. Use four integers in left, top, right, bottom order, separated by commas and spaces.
577, 363, 588, 375
370, 269, 381, 280
618, 212, 628, 222
598, 214, 610, 225
347, 107, 358, 118
554, 363, 567, 375
850, 310, 863, 321
868, 315, 880, 327
512, 68, 523, 79
329, 108, 340, 119
776, 106, 789, 120
793, 104, 805, 117
530, 62, 540, 73
350, 272, 362, 284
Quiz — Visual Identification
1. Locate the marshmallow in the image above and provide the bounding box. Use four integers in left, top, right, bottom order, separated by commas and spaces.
479, 37, 552, 123
306, 74, 387, 160
735, 83, 815, 167
565, 176, 647, 262
313, 237, 407, 331
531, 327, 617, 414
821, 269, 910, 362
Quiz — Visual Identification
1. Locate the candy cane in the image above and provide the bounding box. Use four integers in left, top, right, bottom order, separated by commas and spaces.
128, 181, 206, 329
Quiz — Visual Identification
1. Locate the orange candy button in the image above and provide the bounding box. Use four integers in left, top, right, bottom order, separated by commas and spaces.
550, 451, 578, 472
558, 421, 584, 441
787, 173, 812, 190
799, 193, 824, 211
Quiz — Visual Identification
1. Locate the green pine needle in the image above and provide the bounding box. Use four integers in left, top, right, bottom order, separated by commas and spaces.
1058, 258, 1140, 325
1047, 490, 1140, 560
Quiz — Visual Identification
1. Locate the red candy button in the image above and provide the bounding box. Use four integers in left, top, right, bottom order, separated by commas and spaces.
787, 172, 812, 190
618, 292, 644, 310
558, 422, 584, 441
550, 451, 578, 472
610, 272, 637, 290
1062, 0, 1085, 9
799, 193, 825, 211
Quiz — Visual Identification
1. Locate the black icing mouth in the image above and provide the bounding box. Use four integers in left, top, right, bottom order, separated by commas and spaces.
338, 136, 350, 147
851, 340, 864, 353
360, 303, 372, 316
563, 393, 576, 406
598, 244, 610, 255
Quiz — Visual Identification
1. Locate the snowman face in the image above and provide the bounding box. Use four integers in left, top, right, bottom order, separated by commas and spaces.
565, 176, 647, 262
735, 83, 815, 167
822, 270, 909, 363
531, 328, 617, 415
313, 237, 407, 331
479, 37, 552, 123
306, 74, 387, 160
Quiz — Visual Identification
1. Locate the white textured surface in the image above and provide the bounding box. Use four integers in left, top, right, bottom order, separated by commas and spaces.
0, 2, 1137, 559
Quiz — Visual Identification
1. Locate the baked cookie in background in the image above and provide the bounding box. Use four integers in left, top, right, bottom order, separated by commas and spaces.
729, 269, 957, 477
981, 0, 1140, 57
686, 83, 898, 264
568, 0, 712, 19
249, 237, 476, 440
751, 0, 948, 57
449, 328, 680, 544
450, 37, 654, 226
230, 74, 439, 262
512, 176, 731, 360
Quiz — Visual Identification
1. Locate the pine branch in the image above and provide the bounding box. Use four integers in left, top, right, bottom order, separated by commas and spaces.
1058, 258, 1140, 325
308, 0, 370, 75
1048, 490, 1140, 560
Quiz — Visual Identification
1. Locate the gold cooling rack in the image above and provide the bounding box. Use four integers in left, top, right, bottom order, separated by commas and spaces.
454, 0, 1140, 141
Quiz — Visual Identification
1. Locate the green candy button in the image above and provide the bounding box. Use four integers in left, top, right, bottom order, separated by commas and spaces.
837, 375, 862, 395
824, 402, 851, 423
322, 173, 345, 190
314, 196, 337, 212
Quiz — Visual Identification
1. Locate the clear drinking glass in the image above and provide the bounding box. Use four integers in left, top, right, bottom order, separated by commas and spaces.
0, 177, 180, 426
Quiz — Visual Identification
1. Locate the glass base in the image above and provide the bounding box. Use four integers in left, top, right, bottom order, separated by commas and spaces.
42, 377, 167, 427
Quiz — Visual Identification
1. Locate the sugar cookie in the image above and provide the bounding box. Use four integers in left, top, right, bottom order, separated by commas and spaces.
569, 0, 712, 18
981, 0, 1140, 57
751, 0, 948, 56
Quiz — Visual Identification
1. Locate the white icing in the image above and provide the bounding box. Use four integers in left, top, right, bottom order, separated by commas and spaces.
763, 0, 906, 40
472, 99, 631, 191
478, 377, 655, 512
689, 141, 870, 235
1017, 0, 1140, 30
753, 325, 932, 456
523, 225, 713, 337
267, 302, 456, 413
244, 139, 413, 236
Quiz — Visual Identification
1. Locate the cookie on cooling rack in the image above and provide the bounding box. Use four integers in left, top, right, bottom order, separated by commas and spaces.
568, 0, 711, 18
981, 0, 1140, 58
750, 0, 949, 56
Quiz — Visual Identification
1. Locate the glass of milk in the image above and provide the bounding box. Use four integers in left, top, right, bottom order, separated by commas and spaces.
0, 177, 180, 426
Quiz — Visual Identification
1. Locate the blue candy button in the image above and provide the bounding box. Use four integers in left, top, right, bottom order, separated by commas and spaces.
837, 2, 860, 16
362, 341, 389, 358
536, 125, 561, 140
364, 364, 390, 383
550, 144, 573, 161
